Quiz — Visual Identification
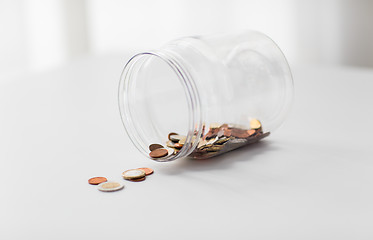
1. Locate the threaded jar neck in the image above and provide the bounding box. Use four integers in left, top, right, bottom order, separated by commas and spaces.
118, 51, 203, 161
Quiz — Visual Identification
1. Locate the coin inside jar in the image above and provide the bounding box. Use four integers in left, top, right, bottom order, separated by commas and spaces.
168, 132, 178, 141
122, 169, 146, 180
161, 120, 269, 160
149, 148, 168, 158
169, 134, 184, 143
250, 119, 262, 130
149, 143, 164, 151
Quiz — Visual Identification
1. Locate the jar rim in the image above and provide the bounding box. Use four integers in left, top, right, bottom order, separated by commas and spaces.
118, 51, 203, 161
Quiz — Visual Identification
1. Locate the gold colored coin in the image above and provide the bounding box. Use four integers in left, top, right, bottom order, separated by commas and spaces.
173, 143, 183, 149
250, 119, 262, 130
178, 136, 187, 145
197, 139, 208, 148
166, 140, 176, 148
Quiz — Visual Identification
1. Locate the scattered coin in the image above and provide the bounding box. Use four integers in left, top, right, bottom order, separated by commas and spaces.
97, 181, 124, 192
128, 177, 146, 182
149, 148, 169, 158
88, 177, 107, 185
122, 169, 146, 180
137, 167, 154, 175
149, 143, 164, 151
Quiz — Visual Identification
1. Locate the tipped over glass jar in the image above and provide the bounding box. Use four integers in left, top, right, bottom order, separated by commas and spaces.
119, 30, 293, 161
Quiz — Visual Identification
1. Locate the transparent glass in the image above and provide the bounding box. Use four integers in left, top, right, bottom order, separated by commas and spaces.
119, 31, 293, 161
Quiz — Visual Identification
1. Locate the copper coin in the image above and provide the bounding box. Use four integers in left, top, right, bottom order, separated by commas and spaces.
173, 143, 183, 149
231, 128, 249, 138
168, 132, 178, 140
149, 148, 168, 158
223, 128, 232, 137
149, 143, 164, 151
88, 177, 107, 185
128, 177, 146, 182
247, 129, 256, 137
137, 167, 154, 175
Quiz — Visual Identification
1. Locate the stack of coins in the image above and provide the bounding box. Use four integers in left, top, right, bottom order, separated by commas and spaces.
122, 167, 154, 182
148, 119, 270, 160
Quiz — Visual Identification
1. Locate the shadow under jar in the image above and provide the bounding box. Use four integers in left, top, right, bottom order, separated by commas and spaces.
119, 31, 293, 161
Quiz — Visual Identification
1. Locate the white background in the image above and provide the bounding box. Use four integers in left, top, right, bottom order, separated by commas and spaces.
1, 0, 373, 82
1, 1, 373, 239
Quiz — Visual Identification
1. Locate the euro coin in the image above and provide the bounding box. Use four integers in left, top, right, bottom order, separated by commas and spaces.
149, 143, 164, 151
97, 181, 124, 192
122, 169, 146, 180
149, 148, 168, 158
88, 177, 107, 185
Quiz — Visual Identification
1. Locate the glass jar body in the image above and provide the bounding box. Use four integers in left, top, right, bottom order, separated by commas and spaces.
119, 31, 293, 161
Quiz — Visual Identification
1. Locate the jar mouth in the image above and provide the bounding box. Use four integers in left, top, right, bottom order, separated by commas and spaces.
118, 52, 202, 161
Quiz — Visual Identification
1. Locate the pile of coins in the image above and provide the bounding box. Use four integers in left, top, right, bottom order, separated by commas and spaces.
148, 119, 269, 160
122, 167, 153, 182
88, 167, 154, 192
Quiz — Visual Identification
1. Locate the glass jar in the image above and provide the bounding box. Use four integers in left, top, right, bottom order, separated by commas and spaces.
118, 30, 293, 161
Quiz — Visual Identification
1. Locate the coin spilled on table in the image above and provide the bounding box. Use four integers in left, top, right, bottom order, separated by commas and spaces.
149, 119, 270, 160
97, 181, 124, 192
88, 167, 154, 192
88, 177, 108, 185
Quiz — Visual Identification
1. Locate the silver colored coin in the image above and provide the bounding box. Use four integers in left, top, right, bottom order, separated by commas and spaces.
97, 181, 124, 192
122, 169, 146, 180
167, 147, 175, 156
170, 134, 185, 142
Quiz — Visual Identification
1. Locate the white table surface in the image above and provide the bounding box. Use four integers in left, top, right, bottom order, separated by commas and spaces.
1, 55, 373, 239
